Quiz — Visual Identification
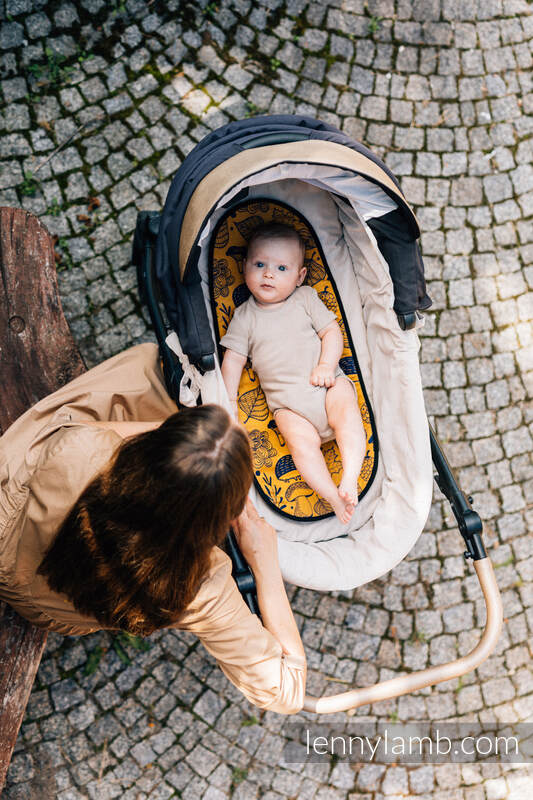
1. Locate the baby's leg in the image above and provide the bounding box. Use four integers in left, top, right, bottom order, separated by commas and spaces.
275, 408, 354, 523
325, 378, 367, 506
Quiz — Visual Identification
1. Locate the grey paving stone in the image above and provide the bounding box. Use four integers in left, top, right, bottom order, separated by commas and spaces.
1, 17, 29, 46
68, 701, 97, 732
50, 680, 85, 713
103, 92, 133, 115
130, 73, 158, 99
3, 101, 30, 131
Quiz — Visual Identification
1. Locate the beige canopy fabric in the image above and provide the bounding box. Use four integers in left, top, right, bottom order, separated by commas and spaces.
179, 139, 418, 279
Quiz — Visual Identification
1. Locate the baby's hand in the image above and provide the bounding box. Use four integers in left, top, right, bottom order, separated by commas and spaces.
310, 363, 336, 387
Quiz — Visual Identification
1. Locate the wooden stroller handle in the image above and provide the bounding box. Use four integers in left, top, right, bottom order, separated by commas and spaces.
303, 557, 503, 714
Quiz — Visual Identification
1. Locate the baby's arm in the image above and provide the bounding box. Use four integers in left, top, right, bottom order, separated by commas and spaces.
310, 320, 343, 387
221, 349, 248, 420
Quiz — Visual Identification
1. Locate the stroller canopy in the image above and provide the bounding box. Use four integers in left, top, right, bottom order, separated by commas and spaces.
156, 115, 431, 367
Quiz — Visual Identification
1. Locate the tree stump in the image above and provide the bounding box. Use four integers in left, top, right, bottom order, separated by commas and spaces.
0, 207, 86, 790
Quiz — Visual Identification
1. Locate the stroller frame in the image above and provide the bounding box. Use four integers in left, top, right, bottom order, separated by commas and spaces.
133, 208, 502, 714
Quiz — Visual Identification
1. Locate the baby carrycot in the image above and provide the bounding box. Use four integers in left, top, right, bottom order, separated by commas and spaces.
133, 114, 502, 713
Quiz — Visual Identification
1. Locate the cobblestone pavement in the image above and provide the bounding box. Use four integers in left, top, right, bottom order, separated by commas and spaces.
1, 0, 533, 797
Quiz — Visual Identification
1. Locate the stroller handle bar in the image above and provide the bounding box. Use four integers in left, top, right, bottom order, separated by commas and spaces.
302, 426, 504, 713
303, 556, 502, 714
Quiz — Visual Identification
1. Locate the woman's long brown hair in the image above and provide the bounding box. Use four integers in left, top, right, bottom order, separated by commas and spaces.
38, 405, 252, 635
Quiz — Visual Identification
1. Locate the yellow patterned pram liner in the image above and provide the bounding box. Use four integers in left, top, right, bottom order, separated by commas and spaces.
211, 199, 377, 522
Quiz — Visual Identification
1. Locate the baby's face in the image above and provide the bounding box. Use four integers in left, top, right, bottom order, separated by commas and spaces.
244, 237, 306, 306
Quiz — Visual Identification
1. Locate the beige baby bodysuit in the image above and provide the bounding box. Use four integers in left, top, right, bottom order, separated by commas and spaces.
220, 285, 345, 441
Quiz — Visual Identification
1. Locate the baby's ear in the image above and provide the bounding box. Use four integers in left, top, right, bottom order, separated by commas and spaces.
297, 266, 307, 286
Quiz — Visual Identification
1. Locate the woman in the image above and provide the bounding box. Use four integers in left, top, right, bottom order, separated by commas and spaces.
0, 343, 306, 714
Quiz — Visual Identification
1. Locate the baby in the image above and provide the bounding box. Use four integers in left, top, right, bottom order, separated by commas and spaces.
220, 223, 366, 523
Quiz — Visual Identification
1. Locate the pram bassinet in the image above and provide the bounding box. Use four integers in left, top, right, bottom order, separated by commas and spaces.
133, 115, 502, 713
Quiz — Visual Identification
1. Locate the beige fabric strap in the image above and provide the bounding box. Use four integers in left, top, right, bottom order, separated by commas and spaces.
179, 140, 414, 278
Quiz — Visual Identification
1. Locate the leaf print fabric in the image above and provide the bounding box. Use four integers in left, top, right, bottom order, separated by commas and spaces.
210, 199, 377, 520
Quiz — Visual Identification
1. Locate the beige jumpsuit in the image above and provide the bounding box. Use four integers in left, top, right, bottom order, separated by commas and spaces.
221, 285, 351, 442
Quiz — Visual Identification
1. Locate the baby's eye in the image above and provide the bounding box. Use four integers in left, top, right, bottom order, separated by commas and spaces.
278, 265, 287, 272
255, 261, 264, 268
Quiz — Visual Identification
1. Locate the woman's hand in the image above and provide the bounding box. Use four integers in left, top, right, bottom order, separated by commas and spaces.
231, 498, 279, 574
233, 500, 306, 663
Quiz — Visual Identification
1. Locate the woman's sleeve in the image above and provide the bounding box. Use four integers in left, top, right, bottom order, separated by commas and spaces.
173, 550, 306, 714
219, 308, 249, 357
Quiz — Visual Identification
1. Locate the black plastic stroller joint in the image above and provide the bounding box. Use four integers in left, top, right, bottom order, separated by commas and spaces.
397, 312, 418, 330
430, 426, 486, 561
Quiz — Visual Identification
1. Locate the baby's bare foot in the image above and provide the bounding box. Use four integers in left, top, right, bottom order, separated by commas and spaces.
330, 494, 355, 524
338, 478, 358, 507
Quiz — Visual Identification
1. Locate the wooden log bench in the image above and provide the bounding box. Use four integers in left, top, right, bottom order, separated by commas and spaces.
0, 207, 86, 790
